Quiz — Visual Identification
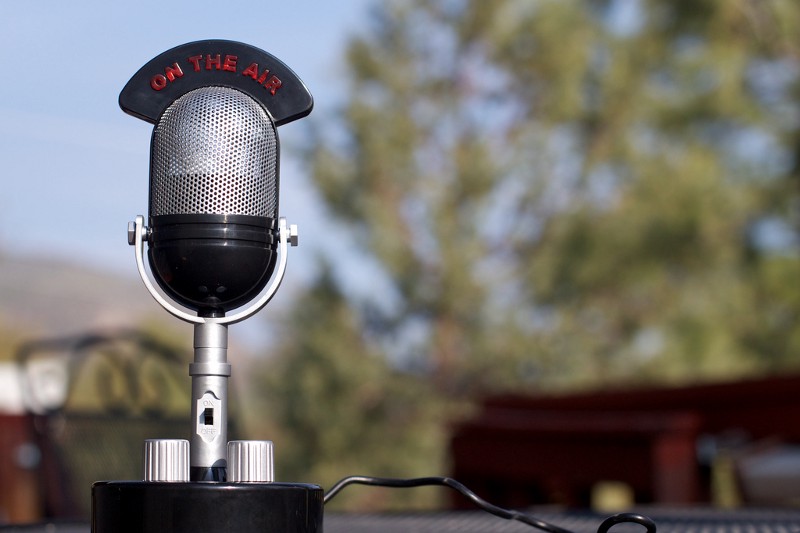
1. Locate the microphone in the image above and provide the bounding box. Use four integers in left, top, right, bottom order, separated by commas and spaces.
92, 40, 322, 533
148, 85, 280, 317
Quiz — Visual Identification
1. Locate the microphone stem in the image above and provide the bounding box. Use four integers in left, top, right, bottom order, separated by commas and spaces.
190, 321, 231, 481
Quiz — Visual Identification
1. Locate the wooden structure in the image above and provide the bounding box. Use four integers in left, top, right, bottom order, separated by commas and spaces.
450, 375, 800, 507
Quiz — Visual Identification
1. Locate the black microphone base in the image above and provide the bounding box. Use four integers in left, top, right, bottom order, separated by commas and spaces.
92, 481, 323, 532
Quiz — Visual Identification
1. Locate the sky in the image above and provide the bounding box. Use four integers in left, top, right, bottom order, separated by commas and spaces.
0, 0, 372, 285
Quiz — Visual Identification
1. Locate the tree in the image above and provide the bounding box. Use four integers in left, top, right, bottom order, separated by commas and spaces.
301, 0, 800, 394
249, 0, 800, 511
256, 267, 444, 510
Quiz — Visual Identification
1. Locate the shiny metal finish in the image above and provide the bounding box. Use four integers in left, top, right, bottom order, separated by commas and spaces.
191, 322, 230, 475
143, 439, 189, 482
227, 440, 274, 482
150, 86, 279, 218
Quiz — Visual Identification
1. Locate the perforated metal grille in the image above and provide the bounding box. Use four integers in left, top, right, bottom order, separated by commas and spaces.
149, 86, 278, 217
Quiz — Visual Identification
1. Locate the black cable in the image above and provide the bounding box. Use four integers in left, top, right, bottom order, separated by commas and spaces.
325, 475, 652, 533
599, 513, 657, 533
324, 475, 657, 533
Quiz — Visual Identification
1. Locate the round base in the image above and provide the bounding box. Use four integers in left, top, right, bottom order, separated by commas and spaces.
92, 481, 323, 533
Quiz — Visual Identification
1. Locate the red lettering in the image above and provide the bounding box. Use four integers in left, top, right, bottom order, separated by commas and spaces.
150, 74, 167, 91
164, 62, 184, 82
205, 54, 221, 70
182, 55, 279, 94
223, 55, 237, 72
242, 62, 259, 79
263, 75, 282, 95
187, 55, 202, 72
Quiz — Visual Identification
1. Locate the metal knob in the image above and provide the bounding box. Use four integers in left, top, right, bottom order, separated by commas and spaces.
227, 440, 274, 482
144, 439, 189, 482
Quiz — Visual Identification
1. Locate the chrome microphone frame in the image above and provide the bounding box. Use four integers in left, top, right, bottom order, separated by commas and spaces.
128, 214, 298, 480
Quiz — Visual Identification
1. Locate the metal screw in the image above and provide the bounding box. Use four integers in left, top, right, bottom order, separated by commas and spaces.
127, 221, 136, 245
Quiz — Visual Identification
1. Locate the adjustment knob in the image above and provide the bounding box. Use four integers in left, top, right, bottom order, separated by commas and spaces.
143, 439, 189, 482
227, 440, 274, 482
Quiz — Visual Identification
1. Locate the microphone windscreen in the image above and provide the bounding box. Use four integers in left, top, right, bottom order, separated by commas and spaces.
149, 86, 278, 218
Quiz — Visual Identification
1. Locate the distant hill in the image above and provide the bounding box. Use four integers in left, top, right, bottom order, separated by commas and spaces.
0, 251, 177, 343
0, 251, 278, 355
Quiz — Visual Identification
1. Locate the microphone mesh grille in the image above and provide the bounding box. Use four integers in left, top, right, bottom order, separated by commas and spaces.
150, 86, 278, 217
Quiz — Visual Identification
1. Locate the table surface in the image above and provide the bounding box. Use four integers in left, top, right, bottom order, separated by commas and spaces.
324, 508, 800, 533
3, 507, 800, 532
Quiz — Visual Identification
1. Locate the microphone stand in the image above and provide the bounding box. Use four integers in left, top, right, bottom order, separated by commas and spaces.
91, 218, 323, 533
190, 321, 229, 481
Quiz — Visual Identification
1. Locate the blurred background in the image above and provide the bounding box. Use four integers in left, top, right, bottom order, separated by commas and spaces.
2, 0, 800, 524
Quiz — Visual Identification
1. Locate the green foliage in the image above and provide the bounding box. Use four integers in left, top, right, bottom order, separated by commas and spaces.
256, 0, 800, 508
303, 0, 800, 391
0, 323, 29, 361
256, 268, 445, 510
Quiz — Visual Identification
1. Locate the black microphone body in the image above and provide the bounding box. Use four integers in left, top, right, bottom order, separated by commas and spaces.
148, 212, 277, 315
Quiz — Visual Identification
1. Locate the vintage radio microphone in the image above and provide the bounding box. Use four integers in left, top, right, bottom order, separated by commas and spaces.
91, 40, 322, 532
